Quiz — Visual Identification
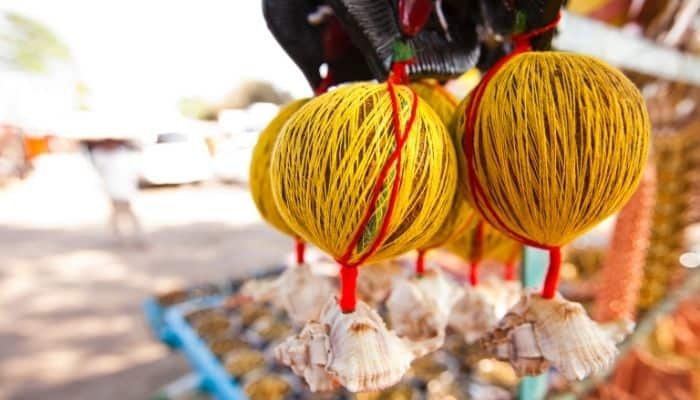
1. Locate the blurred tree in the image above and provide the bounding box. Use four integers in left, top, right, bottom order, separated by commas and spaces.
183, 80, 293, 120
178, 97, 212, 120
0, 12, 71, 73
216, 80, 293, 109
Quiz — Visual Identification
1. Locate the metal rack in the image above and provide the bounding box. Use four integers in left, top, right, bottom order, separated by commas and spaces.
143, 297, 248, 400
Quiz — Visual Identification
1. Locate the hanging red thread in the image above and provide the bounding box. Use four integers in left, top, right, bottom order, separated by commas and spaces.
503, 246, 520, 281
468, 220, 485, 286
314, 69, 334, 96
338, 262, 359, 312
503, 261, 516, 281
416, 250, 426, 275
336, 62, 417, 312
542, 247, 561, 299
462, 13, 561, 297
294, 237, 305, 265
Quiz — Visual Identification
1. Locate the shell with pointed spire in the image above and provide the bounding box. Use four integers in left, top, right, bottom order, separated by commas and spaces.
449, 276, 521, 343
386, 268, 464, 341
241, 263, 335, 325
275, 298, 436, 392
480, 291, 621, 380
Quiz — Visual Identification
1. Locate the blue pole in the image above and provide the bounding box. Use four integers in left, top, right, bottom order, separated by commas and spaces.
518, 246, 549, 400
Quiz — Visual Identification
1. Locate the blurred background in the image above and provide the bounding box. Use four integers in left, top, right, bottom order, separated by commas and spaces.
0, 1, 699, 400
0, 1, 308, 399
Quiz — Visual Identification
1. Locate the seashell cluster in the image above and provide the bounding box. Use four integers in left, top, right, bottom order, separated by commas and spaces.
275, 298, 438, 392
449, 276, 521, 343
386, 268, 463, 341
241, 264, 335, 325
479, 291, 622, 380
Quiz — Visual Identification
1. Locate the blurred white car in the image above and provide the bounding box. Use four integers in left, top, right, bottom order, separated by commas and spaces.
140, 132, 213, 185
213, 103, 279, 182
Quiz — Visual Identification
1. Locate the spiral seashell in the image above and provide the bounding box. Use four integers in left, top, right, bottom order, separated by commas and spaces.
480, 291, 622, 380
386, 268, 464, 341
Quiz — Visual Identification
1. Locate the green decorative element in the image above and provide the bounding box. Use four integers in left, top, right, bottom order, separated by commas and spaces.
392, 40, 414, 62
518, 246, 549, 400
514, 11, 528, 34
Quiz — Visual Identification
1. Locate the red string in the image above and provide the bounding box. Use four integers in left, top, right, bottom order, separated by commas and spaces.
338, 263, 358, 312
468, 220, 485, 286
336, 62, 417, 312
469, 262, 479, 286
389, 60, 414, 85
416, 250, 426, 275
542, 247, 561, 299
314, 69, 334, 96
462, 12, 561, 296
504, 261, 516, 281
294, 237, 305, 265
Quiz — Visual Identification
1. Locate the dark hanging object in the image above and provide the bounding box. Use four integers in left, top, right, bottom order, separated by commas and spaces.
327, 0, 481, 81
262, 0, 372, 91
516, 0, 564, 50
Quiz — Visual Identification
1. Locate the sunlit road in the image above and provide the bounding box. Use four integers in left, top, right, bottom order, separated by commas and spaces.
0, 154, 289, 399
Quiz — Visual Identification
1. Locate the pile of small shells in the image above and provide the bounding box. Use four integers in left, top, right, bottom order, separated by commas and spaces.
165, 270, 518, 400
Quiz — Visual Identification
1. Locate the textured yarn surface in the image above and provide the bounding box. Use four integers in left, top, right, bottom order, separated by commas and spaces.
409, 79, 458, 126
271, 82, 457, 265
444, 218, 520, 264
454, 52, 650, 246
249, 99, 309, 237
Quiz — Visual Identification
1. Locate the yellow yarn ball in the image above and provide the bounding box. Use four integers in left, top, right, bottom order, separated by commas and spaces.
409, 79, 471, 251
444, 219, 520, 263
271, 82, 458, 265
453, 52, 650, 246
249, 99, 308, 236
409, 79, 458, 126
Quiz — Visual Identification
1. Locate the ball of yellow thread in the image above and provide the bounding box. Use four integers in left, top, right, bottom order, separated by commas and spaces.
409, 79, 458, 126
249, 99, 308, 236
453, 52, 650, 246
409, 79, 475, 250
270, 82, 458, 265
444, 219, 520, 263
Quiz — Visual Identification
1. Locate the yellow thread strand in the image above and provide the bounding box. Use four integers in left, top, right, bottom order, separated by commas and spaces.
249, 99, 308, 236
270, 82, 458, 265
453, 52, 650, 246
408, 79, 476, 250
409, 79, 458, 126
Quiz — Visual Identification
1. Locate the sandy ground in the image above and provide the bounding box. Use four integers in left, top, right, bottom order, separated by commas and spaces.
0, 154, 289, 399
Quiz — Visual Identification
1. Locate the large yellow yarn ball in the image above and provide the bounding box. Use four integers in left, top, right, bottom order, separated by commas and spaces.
453, 52, 650, 246
249, 99, 308, 236
271, 82, 458, 265
409, 79, 458, 126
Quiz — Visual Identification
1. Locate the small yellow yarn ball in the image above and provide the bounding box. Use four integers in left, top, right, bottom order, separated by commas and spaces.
453, 52, 650, 246
409, 79, 469, 251
444, 219, 520, 264
409, 79, 458, 126
249, 99, 308, 236
271, 82, 458, 265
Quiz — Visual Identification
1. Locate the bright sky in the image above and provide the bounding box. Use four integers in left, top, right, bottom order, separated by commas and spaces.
2, 0, 311, 121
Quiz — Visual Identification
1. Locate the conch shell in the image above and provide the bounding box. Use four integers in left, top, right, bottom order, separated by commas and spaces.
449, 276, 521, 343
386, 268, 464, 341
275, 298, 440, 392
356, 260, 403, 306
479, 291, 623, 380
240, 264, 335, 325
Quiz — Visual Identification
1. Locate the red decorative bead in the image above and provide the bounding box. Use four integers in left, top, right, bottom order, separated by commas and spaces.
398, 0, 433, 37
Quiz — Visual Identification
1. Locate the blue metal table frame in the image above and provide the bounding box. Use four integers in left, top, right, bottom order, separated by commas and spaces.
144, 296, 248, 400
